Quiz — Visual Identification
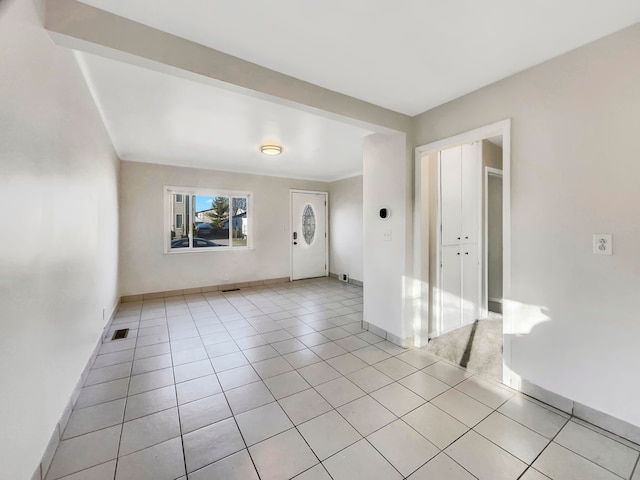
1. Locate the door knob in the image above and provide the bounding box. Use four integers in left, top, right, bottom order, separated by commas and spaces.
293, 242, 297, 245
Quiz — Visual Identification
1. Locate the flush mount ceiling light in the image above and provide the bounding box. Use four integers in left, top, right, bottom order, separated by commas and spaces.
260, 144, 283, 156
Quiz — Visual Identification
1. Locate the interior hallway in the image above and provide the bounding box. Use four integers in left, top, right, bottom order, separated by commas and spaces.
44, 279, 640, 480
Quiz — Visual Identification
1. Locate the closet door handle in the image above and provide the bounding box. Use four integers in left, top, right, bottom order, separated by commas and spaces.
465, 236, 469, 239
465, 252, 469, 255
457, 237, 461, 240
457, 252, 460, 255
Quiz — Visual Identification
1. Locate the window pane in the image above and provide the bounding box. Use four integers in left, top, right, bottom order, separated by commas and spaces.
231, 197, 248, 247
302, 204, 316, 245
170, 194, 190, 249
194, 195, 228, 247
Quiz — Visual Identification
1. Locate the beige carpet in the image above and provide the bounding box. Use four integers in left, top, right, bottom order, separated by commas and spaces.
422, 313, 503, 382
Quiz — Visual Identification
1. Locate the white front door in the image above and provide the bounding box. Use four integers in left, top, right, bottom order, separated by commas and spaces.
291, 191, 327, 280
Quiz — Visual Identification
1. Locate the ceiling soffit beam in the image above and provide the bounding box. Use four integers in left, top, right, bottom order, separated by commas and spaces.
44, 0, 411, 134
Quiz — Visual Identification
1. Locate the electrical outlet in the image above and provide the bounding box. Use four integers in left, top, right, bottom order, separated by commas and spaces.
383, 229, 392, 241
593, 234, 612, 255
223, 273, 229, 281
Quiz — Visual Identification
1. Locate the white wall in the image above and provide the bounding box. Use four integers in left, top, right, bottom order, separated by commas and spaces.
328, 175, 363, 282
0, 0, 120, 478
119, 161, 328, 295
415, 23, 640, 427
363, 133, 412, 343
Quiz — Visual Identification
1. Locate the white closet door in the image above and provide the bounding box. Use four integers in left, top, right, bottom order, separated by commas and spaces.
441, 245, 462, 333
461, 142, 481, 244
440, 146, 462, 246
462, 243, 480, 325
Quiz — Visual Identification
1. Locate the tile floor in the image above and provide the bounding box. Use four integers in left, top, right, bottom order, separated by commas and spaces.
44, 278, 640, 480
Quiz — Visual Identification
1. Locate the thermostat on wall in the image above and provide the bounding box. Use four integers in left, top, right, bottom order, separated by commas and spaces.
379, 208, 390, 219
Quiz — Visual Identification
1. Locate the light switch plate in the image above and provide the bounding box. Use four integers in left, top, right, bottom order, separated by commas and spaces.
593, 234, 612, 255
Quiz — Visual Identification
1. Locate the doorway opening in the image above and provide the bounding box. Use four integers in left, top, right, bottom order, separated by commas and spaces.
413, 120, 511, 385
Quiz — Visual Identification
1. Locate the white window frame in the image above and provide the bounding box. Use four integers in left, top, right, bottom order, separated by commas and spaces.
164, 185, 253, 254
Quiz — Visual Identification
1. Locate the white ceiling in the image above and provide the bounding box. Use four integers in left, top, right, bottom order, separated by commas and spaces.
79, 0, 640, 116
76, 52, 372, 181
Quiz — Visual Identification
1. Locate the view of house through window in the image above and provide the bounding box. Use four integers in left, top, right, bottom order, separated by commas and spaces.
167, 188, 250, 251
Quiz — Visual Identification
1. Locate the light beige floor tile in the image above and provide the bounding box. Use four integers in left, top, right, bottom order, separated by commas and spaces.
310, 341, 348, 360
225, 381, 275, 414
372, 357, 418, 380
533, 442, 622, 480
315, 377, 365, 408
395, 349, 439, 369
322, 439, 402, 480
321, 327, 351, 341
183, 417, 245, 473
252, 356, 294, 379
178, 392, 232, 433
498, 396, 568, 438
519, 468, 551, 480
63, 399, 125, 439
298, 411, 361, 460
351, 345, 391, 364
175, 374, 222, 404
272, 338, 306, 354
399, 370, 450, 401
367, 420, 439, 476
134, 343, 170, 360
171, 347, 208, 366
124, 385, 176, 421
235, 402, 293, 446
356, 331, 385, 344
327, 353, 369, 375
555, 420, 639, 478
278, 388, 333, 425
243, 344, 280, 363
115, 437, 185, 480
431, 389, 493, 427
475, 412, 549, 464
93, 350, 135, 369
423, 362, 471, 386
455, 376, 514, 409
337, 395, 396, 436
297, 361, 341, 386
445, 430, 527, 480
56, 460, 116, 480
403, 402, 469, 449
346, 366, 393, 393
407, 453, 475, 480
85, 363, 131, 387
75, 378, 129, 409
283, 349, 323, 369
206, 340, 240, 357
264, 371, 310, 399
250, 429, 319, 480
119, 407, 180, 456
210, 351, 248, 372
292, 464, 332, 479
370, 383, 426, 416
334, 335, 370, 352
217, 365, 261, 390
128, 368, 174, 396
45, 426, 121, 480
173, 359, 214, 383
188, 450, 259, 480
262, 329, 293, 343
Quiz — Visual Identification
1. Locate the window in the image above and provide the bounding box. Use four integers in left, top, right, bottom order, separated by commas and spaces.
165, 186, 252, 253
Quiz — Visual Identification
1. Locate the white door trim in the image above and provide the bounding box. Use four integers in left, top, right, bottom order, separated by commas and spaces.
413, 118, 512, 386
289, 189, 329, 281
483, 167, 503, 317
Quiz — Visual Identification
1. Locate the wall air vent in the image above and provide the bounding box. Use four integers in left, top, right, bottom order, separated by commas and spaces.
112, 328, 129, 340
